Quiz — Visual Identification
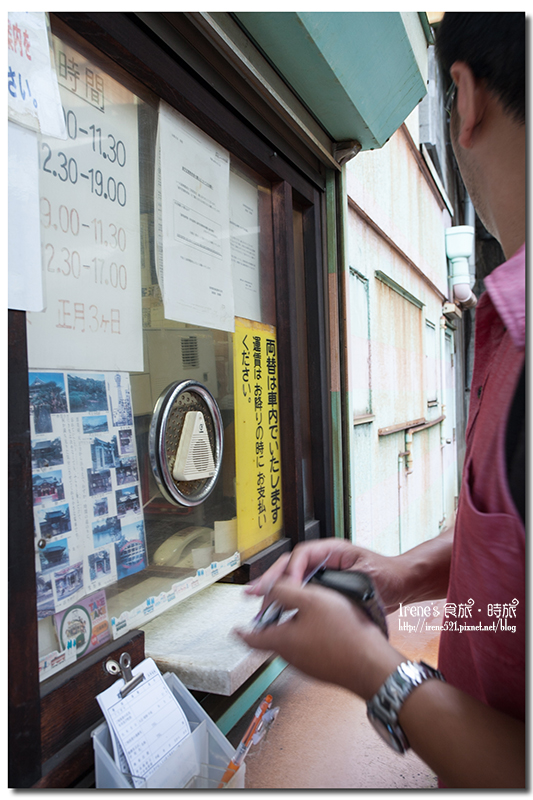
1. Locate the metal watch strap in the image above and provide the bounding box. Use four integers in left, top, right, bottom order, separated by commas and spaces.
366, 661, 445, 752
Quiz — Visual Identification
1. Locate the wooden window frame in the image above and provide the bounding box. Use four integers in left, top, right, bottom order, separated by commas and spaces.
8, 12, 333, 787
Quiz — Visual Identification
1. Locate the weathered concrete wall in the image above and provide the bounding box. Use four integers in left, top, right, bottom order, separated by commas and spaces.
344, 114, 457, 555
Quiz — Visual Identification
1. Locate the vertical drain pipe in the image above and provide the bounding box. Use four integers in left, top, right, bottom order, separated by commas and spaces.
465, 193, 476, 290
439, 316, 447, 447
398, 444, 411, 555
398, 451, 404, 554
404, 430, 414, 474
439, 316, 447, 526
439, 315, 447, 530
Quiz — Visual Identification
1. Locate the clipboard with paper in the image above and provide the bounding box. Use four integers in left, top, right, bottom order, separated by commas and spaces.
92, 654, 250, 788
95, 656, 199, 788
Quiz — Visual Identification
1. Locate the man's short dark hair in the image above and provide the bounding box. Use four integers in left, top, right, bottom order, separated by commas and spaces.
436, 12, 525, 124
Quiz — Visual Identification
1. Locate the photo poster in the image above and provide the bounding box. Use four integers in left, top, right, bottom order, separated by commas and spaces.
233, 318, 283, 558
25, 32, 143, 373
31, 369, 147, 627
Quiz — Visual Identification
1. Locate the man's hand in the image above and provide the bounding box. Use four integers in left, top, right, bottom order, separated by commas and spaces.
237, 577, 403, 700
245, 532, 453, 613
238, 569, 525, 788
246, 538, 410, 613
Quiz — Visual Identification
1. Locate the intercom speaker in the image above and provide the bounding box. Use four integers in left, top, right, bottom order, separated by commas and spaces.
149, 380, 223, 507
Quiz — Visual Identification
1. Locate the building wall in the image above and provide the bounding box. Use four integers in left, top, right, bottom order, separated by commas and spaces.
344, 109, 457, 556
419, 45, 450, 195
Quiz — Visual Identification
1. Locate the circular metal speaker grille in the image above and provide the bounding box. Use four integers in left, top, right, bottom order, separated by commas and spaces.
149, 380, 224, 507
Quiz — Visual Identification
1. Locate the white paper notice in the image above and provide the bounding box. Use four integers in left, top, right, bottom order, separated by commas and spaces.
26, 34, 143, 373
230, 169, 262, 322
8, 12, 66, 139
8, 122, 44, 312
156, 101, 234, 332
96, 658, 192, 788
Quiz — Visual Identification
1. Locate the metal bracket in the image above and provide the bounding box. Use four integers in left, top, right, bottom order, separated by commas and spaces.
105, 652, 144, 698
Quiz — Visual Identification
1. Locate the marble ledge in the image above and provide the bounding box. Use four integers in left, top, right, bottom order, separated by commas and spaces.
140, 583, 271, 696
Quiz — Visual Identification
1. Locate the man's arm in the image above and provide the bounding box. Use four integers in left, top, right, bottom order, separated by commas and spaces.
399, 676, 525, 788
388, 526, 453, 605
237, 578, 524, 789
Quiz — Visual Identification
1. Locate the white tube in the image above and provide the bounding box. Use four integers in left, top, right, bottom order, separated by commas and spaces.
453, 283, 473, 302
453, 283, 477, 307
445, 224, 478, 308
461, 292, 477, 309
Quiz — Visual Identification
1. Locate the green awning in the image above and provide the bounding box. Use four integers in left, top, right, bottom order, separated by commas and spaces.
235, 12, 429, 150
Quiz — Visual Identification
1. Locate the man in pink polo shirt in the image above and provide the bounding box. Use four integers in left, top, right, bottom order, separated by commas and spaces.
238, 13, 525, 788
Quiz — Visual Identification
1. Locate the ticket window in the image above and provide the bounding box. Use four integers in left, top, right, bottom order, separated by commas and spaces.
29, 23, 285, 681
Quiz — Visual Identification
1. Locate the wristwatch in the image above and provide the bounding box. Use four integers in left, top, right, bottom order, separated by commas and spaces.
366, 660, 445, 754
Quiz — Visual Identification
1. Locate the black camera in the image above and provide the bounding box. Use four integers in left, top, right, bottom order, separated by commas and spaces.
311, 568, 388, 638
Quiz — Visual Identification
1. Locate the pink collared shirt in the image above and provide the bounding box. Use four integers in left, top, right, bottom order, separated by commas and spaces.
438, 243, 525, 722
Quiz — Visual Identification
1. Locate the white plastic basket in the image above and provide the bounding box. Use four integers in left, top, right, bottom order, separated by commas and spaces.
92, 671, 245, 789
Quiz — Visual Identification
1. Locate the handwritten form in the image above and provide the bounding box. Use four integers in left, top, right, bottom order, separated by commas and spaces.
97, 658, 192, 787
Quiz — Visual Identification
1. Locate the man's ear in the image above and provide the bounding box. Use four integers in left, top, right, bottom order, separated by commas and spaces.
449, 61, 487, 149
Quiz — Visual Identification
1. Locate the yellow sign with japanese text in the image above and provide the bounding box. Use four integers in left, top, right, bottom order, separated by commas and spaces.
233, 317, 283, 559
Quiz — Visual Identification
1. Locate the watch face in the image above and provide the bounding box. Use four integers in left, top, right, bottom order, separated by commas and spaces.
367, 708, 408, 754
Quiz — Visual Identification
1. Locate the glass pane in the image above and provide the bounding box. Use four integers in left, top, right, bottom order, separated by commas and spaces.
30, 22, 281, 682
